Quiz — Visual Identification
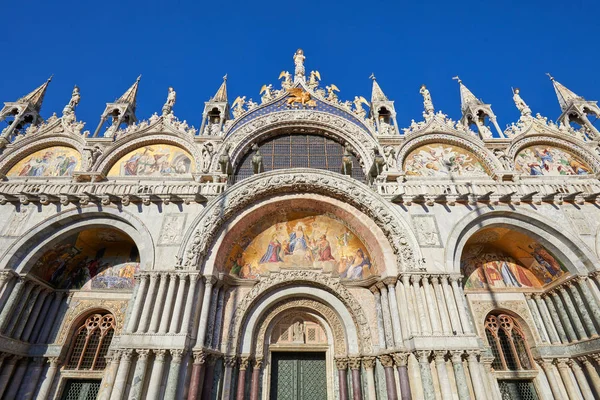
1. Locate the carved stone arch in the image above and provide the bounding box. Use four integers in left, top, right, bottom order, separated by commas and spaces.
56, 301, 127, 346
472, 303, 540, 346
229, 271, 373, 356
507, 135, 600, 173
0, 136, 85, 176
445, 206, 599, 276
213, 110, 381, 176
0, 206, 155, 272
253, 298, 348, 357
179, 169, 421, 271
95, 133, 202, 175
396, 132, 502, 176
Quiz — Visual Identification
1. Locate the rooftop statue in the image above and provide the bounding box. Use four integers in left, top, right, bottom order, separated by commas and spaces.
162, 87, 176, 116
308, 70, 321, 90
260, 84, 274, 103
293, 49, 306, 79
353, 96, 369, 119
420, 84, 434, 114
279, 71, 292, 89
232, 96, 247, 119
512, 88, 531, 116
326, 85, 340, 102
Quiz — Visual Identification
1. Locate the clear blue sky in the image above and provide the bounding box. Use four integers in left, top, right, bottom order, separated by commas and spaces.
0, 0, 597, 132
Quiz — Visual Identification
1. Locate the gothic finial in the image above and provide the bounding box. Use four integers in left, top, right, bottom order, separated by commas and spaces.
223, 74, 228, 81
452, 76, 462, 84
136, 74, 142, 82
369, 73, 376, 81
546, 72, 555, 81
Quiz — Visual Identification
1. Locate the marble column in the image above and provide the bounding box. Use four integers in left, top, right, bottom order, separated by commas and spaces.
29, 292, 53, 343
221, 356, 237, 400
415, 351, 434, 400
201, 355, 218, 400
137, 274, 159, 333
540, 294, 567, 343
525, 294, 549, 343
450, 351, 471, 400
21, 288, 50, 342
188, 351, 207, 400
22, 357, 44, 400
36, 292, 64, 343
538, 360, 565, 399
362, 357, 377, 400
335, 358, 350, 400
395, 277, 410, 339
432, 277, 452, 335
250, 357, 263, 400
196, 276, 216, 342
5, 281, 34, 335
348, 357, 363, 400
128, 349, 150, 400
236, 357, 250, 400
580, 356, 600, 397
379, 355, 398, 400
12, 286, 42, 339
4, 356, 27, 399
555, 358, 581, 399
208, 285, 224, 347
180, 274, 200, 335
385, 279, 404, 346
165, 350, 184, 400
149, 273, 169, 333
110, 350, 134, 400
393, 353, 412, 400
127, 274, 148, 333
37, 357, 59, 400
371, 287, 387, 349
98, 352, 121, 400
0, 278, 25, 331
558, 287, 588, 340
449, 277, 473, 334
159, 274, 178, 334
577, 277, 600, 324
466, 352, 486, 400
441, 276, 462, 335
568, 359, 595, 400
378, 284, 395, 348
0, 271, 14, 299
0, 355, 20, 398
567, 282, 598, 338
433, 351, 452, 400
146, 350, 167, 400
422, 276, 442, 335
401, 275, 419, 336
169, 274, 186, 333
412, 276, 431, 335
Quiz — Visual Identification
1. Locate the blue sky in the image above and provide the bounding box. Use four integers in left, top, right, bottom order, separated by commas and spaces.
0, 0, 597, 132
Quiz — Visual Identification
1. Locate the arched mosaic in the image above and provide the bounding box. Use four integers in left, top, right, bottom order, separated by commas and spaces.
6, 146, 80, 177
403, 143, 488, 177
107, 144, 195, 177
225, 212, 376, 280
462, 227, 567, 290
514, 145, 592, 176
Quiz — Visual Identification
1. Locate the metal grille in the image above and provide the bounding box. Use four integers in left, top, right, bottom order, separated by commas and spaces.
513, 333, 533, 370
270, 352, 327, 400
498, 380, 539, 400
60, 379, 101, 400
498, 329, 518, 370
233, 134, 365, 183
65, 313, 115, 371
486, 330, 503, 370
66, 330, 88, 369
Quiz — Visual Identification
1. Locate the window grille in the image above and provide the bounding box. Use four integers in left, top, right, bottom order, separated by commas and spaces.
484, 314, 534, 371
498, 380, 539, 400
65, 313, 115, 371
233, 134, 365, 183
60, 379, 101, 400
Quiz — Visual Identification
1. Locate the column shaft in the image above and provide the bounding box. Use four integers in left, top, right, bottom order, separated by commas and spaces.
196, 278, 215, 342
149, 273, 169, 333
110, 351, 133, 400
36, 293, 63, 343
5, 281, 34, 334
539, 361, 564, 399
450, 352, 471, 400
412, 276, 431, 335
0, 356, 19, 398
29, 292, 53, 343
98, 353, 120, 400
206, 286, 222, 347
556, 359, 581, 400
441, 276, 462, 334
250, 359, 262, 400
415, 351, 435, 400
393, 353, 412, 400
581, 357, 600, 398
401, 276, 419, 336
164, 350, 184, 400
432, 277, 452, 335
180, 275, 199, 334
578, 277, 600, 324
137, 275, 159, 333
21, 289, 50, 342
201, 357, 217, 400
386, 282, 404, 345
466, 353, 486, 400
569, 360, 595, 400
22, 358, 44, 400
450, 278, 473, 334
236, 359, 249, 400
146, 350, 167, 400
422, 276, 442, 335
567, 283, 598, 338
127, 274, 148, 333
378, 285, 395, 348
4, 357, 27, 399
372, 290, 387, 348
558, 287, 588, 340
128, 350, 149, 400
0, 278, 25, 330
525, 294, 549, 343
169, 274, 186, 333
433, 352, 452, 400
396, 278, 410, 339
159, 274, 178, 334
541, 294, 567, 342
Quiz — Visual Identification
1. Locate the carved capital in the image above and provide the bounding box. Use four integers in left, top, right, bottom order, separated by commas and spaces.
433, 350, 447, 363
378, 354, 395, 368
347, 357, 362, 370
335, 357, 348, 370
465, 351, 480, 363
136, 349, 150, 361
193, 350, 207, 364
47, 356, 61, 366
224, 355, 237, 368
450, 351, 464, 364
121, 350, 134, 362
170, 349, 184, 363
239, 357, 250, 370
414, 350, 431, 363
382, 277, 397, 287
554, 358, 569, 369
362, 356, 376, 369
392, 352, 409, 367
154, 349, 167, 362
254, 357, 264, 369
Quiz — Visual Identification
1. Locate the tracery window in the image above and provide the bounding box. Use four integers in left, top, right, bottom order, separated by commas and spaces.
65, 313, 115, 370
484, 314, 534, 371
233, 133, 365, 183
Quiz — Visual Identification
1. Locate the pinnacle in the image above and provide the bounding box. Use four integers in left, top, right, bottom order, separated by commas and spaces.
115, 76, 141, 110
370, 77, 387, 103
17, 77, 52, 112
548, 74, 585, 112
212, 75, 228, 102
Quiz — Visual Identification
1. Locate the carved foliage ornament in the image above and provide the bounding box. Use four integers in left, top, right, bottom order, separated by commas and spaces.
182, 171, 417, 270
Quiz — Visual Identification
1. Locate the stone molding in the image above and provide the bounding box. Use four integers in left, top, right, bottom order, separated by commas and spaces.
56, 299, 128, 345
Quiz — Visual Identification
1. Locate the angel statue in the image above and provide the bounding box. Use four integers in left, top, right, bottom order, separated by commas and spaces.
326, 85, 340, 102
260, 84, 273, 103
307, 71, 321, 90
512, 88, 532, 116
162, 87, 177, 115
420, 84, 434, 114
247, 98, 258, 111
62, 85, 81, 119
69, 86, 81, 108
293, 49, 306, 79
231, 96, 246, 119
353, 96, 369, 119
279, 71, 292, 89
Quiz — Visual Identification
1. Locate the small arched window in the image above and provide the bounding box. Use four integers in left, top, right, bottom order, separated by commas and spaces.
65, 312, 115, 370
484, 314, 534, 371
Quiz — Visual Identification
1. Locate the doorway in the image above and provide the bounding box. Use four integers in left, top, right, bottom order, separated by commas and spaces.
270, 352, 327, 400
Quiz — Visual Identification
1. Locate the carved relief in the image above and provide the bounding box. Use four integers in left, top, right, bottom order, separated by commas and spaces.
2, 206, 32, 237
565, 208, 594, 235
412, 215, 442, 247
158, 214, 187, 246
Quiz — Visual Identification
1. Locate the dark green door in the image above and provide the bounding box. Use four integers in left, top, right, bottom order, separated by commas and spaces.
270, 352, 327, 400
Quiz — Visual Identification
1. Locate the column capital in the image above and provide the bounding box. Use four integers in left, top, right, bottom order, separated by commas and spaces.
335, 357, 348, 370
535, 358, 553, 368
148, 273, 159, 283
170, 349, 184, 363
121, 349, 134, 362
432, 350, 447, 363
413, 350, 431, 363
369, 284, 380, 295
382, 277, 397, 286
409, 275, 419, 284
392, 352, 409, 367
154, 349, 167, 362
136, 349, 150, 361
400, 274, 411, 284
347, 357, 362, 370
188, 273, 201, 284
553, 358, 570, 369
533, 293, 543, 300
590, 354, 600, 364
576, 356, 590, 364
224, 355, 237, 368
524, 293, 534, 300
575, 275, 588, 284
448, 275, 460, 284
465, 350, 480, 362
0, 270, 16, 281
375, 282, 387, 292
361, 356, 376, 369
450, 351, 465, 364
567, 359, 581, 369
192, 350, 207, 364
239, 356, 250, 370
430, 276, 441, 287
564, 281, 575, 289
377, 354, 394, 368
254, 357, 264, 369
204, 275, 218, 285
47, 356, 62, 366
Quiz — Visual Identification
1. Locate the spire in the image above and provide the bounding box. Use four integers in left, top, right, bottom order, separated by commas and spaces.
453, 76, 482, 113
369, 74, 388, 103
453, 76, 504, 138
17, 76, 52, 113
547, 73, 584, 112
115, 75, 141, 111
212, 74, 228, 102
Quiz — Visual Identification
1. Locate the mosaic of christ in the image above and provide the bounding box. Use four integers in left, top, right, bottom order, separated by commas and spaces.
462, 227, 567, 290
404, 144, 488, 177
514, 145, 591, 176
226, 214, 375, 280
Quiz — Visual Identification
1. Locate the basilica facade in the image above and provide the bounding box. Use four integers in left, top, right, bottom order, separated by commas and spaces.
0, 50, 600, 399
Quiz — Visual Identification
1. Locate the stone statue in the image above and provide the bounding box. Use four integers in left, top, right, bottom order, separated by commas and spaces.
279, 71, 292, 89
251, 144, 263, 174
420, 84, 434, 114
369, 147, 385, 184
353, 96, 368, 119
201, 143, 214, 173
341, 144, 353, 175
232, 96, 246, 119
384, 146, 396, 170
308, 71, 320, 89
293, 49, 306, 79
219, 144, 232, 175
260, 84, 273, 103
246, 99, 258, 111
493, 149, 512, 170
62, 85, 81, 120
512, 88, 531, 116
292, 321, 304, 342
162, 87, 176, 115
69, 86, 81, 108
326, 85, 340, 102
